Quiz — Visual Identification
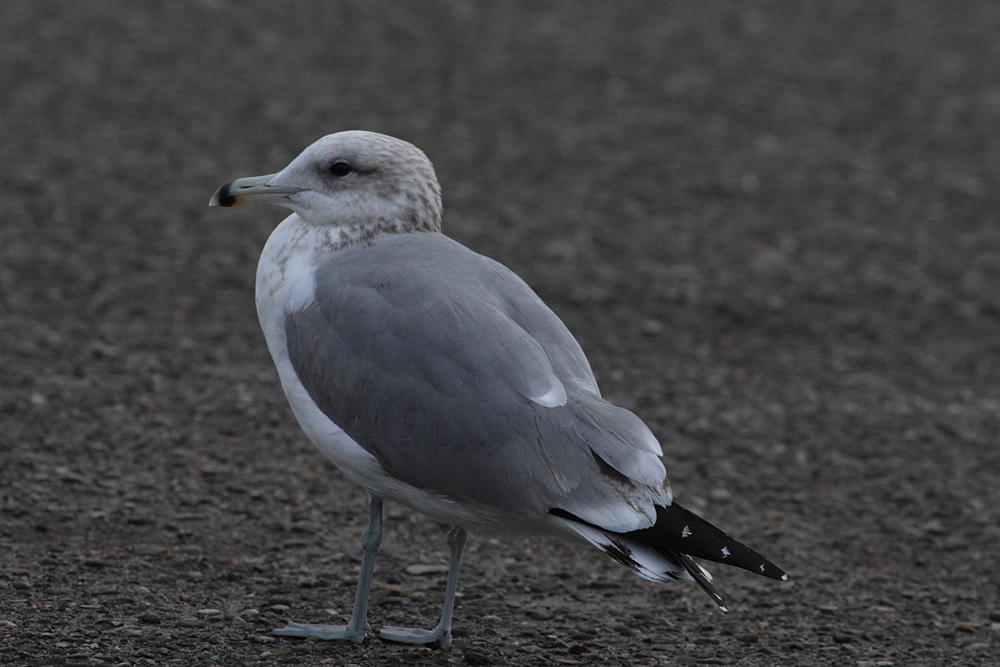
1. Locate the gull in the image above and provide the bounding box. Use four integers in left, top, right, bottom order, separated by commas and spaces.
209, 131, 786, 646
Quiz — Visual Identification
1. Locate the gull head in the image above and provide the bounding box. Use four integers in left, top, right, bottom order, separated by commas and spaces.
210, 131, 442, 234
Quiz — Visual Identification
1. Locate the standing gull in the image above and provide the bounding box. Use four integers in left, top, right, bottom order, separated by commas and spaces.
209, 131, 786, 646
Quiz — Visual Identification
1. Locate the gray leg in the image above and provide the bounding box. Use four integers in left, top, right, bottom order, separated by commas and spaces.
378, 525, 468, 648
273, 496, 383, 643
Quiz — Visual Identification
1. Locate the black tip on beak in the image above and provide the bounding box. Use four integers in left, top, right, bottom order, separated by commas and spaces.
210, 181, 241, 207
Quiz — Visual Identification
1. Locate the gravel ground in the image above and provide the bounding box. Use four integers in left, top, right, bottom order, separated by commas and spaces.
2, 2, 999, 665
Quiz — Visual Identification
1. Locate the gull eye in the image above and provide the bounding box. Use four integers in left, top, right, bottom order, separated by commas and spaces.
329, 161, 352, 177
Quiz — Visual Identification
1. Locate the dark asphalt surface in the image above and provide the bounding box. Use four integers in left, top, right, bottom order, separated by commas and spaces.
2, 2, 999, 665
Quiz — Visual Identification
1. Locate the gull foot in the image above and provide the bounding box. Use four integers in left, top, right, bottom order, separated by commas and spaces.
273, 621, 367, 644
378, 624, 451, 648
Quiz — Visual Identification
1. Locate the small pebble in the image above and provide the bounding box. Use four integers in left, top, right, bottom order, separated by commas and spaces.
197, 608, 224, 616
55, 466, 86, 483
921, 520, 947, 536
404, 563, 449, 576
709, 488, 731, 501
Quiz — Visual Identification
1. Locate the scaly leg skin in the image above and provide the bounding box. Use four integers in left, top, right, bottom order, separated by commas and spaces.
273, 496, 384, 643
378, 525, 468, 648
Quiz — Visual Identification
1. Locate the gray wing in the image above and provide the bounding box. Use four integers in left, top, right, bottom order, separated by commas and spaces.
285, 233, 669, 530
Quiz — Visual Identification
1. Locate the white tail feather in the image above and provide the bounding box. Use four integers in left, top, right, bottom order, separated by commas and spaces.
558, 520, 714, 584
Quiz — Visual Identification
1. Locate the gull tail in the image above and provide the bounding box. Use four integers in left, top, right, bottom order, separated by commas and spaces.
551, 502, 787, 611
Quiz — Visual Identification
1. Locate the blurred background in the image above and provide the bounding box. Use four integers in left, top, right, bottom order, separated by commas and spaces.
2, 2, 998, 665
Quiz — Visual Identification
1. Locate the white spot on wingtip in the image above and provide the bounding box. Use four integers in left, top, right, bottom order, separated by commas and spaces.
760, 564, 766, 573
721, 546, 730, 558
681, 525, 692, 538
781, 574, 788, 581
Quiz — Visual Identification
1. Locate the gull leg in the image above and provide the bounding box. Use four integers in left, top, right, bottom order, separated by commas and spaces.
273, 496, 384, 643
379, 525, 468, 647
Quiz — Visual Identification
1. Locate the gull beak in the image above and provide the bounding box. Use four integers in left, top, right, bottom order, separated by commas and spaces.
209, 174, 304, 208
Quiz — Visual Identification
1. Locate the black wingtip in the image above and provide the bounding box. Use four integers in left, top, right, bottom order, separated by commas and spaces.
549, 504, 786, 609
634, 502, 787, 582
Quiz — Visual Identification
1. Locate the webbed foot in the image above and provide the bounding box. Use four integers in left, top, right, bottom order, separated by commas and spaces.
378, 623, 451, 647
273, 621, 368, 643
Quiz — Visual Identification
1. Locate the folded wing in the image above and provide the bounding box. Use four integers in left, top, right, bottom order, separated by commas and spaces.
285, 233, 669, 532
